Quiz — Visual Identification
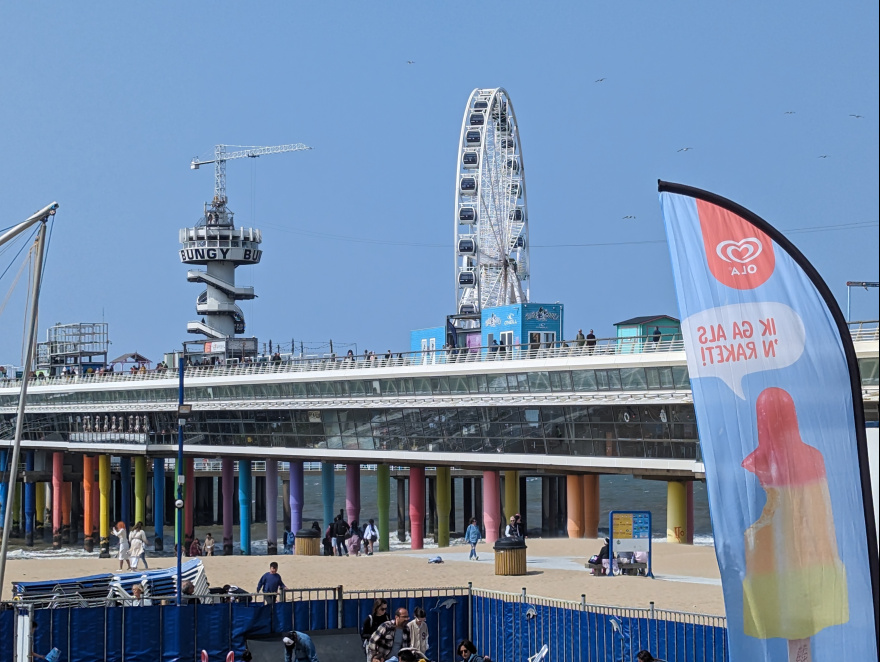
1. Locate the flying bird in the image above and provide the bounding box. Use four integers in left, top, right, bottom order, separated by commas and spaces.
850, 114, 863, 119
784, 111, 796, 115
594, 78, 606, 83
407, 60, 415, 64
818, 155, 829, 158
622, 215, 636, 220
677, 147, 693, 152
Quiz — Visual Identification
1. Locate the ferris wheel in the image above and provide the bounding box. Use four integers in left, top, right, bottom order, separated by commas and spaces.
454, 87, 530, 318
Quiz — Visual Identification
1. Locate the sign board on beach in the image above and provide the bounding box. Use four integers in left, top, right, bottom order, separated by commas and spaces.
611, 511, 651, 553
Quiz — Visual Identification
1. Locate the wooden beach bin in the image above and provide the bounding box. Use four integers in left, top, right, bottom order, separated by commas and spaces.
295, 528, 320, 556
493, 537, 527, 576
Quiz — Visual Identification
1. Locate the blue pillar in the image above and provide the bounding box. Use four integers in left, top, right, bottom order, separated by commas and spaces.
238, 459, 252, 555
0, 449, 7, 531
321, 462, 335, 533
119, 456, 131, 527
153, 458, 165, 552
24, 450, 35, 546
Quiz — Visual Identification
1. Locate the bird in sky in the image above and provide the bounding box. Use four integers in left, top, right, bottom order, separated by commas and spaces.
594, 77, 605, 82
818, 155, 829, 158
677, 147, 693, 152
850, 114, 863, 119
622, 215, 636, 220
407, 60, 415, 64
784, 111, 796, 115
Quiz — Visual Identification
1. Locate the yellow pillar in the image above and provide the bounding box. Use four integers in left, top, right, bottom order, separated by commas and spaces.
99, 455, 111, 557
35, 481, 45, 532
566, 475, 584, 538
134, 457, 146, 524
582, 474, 600, 538
503, 470, 518, 523
666, 480, 687, 543
436, 467, 451, 548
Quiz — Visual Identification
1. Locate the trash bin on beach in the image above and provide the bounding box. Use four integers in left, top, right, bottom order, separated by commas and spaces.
294, 528, 320, 556
493, 537, 527, 576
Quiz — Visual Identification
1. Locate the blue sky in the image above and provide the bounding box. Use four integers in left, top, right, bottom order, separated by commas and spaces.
1, 2, 877, 364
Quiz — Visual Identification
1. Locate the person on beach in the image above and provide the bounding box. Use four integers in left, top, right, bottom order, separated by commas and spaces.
406, 607, 428, 654
282, 631, 319, 662
334, 514, 350, 556
636, 652, 657, 662
129, 584, 151, 606
129, 521, 149, 568
361, 599, 391, 660
349, 520, 363, 556
204, 532, 215, 556
112, 521, 129, 570
190, 537, 202, 557
367, 607, 411, 662
362, 519, 379, 555
256, 561, 287, 605
285, 529, 295, 554
128, 532, 144, 570
322, 523, 335, 556
456, 639, 489, 661
465, 517, 481, 560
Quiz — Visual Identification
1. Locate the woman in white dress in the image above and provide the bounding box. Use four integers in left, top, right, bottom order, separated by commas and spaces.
112, 521, 129, 570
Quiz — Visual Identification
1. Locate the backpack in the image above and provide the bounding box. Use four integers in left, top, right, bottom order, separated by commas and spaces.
334, 519, 349, 537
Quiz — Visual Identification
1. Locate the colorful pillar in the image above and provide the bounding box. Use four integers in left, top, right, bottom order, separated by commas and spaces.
83, 455, 94, 552
238, 459, 252, 555
35, 476, 45, 542
99, 455, 111, 557
377, 464, 390, 552
482, 470, 501, 544
24, 450, 35, 546
91, 472, 100, 546
134, 457, 146, 525
152, 457, 165, 552
566, 474, 584, 539
409, 466, 426, 550
52, 451, 63, 549
503, 470, 518, 523
321, 462, 335, 532
666, 480, 687, 543
266, 459, 278, 554
119, 456, 131, 529
436, 467, 451, 548
582, 474, 600, 538
396, 477, 406, 543
289, 460, 304, 537
222, 457, 234, 555
345, 463, 361, 525
61, 481, 71, 544
184, 457, 194, 551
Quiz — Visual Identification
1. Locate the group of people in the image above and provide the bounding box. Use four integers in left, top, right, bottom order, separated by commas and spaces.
110, 521, 149, 570
361, 598, 488, 662
187, 532, 216, 556
322, 511, 380, 557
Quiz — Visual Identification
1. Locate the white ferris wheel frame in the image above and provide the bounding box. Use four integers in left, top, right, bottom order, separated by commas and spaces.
454, 87, 531, 316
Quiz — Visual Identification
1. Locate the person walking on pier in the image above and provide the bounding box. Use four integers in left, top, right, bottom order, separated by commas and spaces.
576, 329, 586, 346
465, 518, 481, 560
586, 329, 597, 353
256, 561, 287, 605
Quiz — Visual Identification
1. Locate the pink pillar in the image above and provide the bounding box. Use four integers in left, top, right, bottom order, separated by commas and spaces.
686, 480, 695, 544
52, 452, 63, 549
482, 470, 501, 544
409, 467, 426, 550
91, 473, 100, 534
345, 464, 361, 525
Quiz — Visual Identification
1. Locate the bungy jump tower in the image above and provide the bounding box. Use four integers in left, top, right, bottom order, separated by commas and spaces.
180, 144, 311, 355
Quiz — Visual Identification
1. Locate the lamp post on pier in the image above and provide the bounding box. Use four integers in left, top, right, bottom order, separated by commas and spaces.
175, 355, 192, 606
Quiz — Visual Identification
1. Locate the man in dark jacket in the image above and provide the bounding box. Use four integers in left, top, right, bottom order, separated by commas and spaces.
333, 515, 349, 556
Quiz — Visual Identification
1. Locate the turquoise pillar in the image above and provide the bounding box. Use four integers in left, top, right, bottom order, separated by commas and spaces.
238, 459, 252, 555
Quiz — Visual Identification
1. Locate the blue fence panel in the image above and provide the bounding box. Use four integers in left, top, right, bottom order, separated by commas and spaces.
272, 601, 293, 634
123, 606, 162, 662
0, 609, 14, 662
197, 602, 232, 659
163, 605, 196, 662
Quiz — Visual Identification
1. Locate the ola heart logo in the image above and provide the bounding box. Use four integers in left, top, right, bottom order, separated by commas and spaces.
697, 199, 775, 290
715, 238, 763, 264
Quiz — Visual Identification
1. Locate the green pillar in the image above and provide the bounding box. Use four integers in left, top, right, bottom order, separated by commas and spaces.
377, 464, 390, 552
436, 467, 451, 548
134, 457, 146, 524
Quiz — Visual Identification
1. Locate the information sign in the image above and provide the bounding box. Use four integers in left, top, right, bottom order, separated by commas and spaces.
608, 510, 654, 578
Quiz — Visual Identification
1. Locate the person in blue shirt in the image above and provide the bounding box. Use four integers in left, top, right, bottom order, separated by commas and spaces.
282, 631, 320, 662
256, 561, 287, 604
464, 518, 482, 561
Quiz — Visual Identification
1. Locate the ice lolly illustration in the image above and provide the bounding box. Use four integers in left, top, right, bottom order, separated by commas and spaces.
741, 387, 848, 645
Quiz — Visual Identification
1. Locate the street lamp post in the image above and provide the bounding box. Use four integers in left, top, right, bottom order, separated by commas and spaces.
175, 356, 192, 606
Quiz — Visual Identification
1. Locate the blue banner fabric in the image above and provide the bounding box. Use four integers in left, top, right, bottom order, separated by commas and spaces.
659, 183, 878, 661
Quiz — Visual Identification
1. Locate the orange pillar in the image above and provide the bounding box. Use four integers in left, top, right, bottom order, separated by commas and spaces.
582, 474, 600, 538
83, 456, 94, 552
566, 475, 584, 538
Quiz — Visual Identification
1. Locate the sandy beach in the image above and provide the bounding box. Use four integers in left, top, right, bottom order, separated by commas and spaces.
3, 538, 724, 616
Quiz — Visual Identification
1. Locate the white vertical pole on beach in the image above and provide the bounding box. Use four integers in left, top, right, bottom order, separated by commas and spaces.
0, 219, 49, 602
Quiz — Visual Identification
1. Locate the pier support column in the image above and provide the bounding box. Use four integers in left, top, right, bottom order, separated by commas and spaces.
566, 475, 584, 539
24, 451, 35, 547
61, 481, 71, 544
321, 462, 335, 533
482, 470, 501, 544
35, 478, 45, 542
503, 470, 518, 524
91, 472, 100, 547
152, 458, 165, 552
52, 452, 63, 549
377, 464, 390, 552
449, 475, 456, 533
83, 456, 94, 552
542, 477, 552, 537
436, 467, 451, 548
238, 458, 252, 555
474, 477, 483, 532
266, 459, 278, 554
686, 480, 694, 544
396, 477, 406, 543
222, 457, 233, 555
666, 481, 687, 543
134, 457, 146, 525
99, 455, 110, 557
519, 475, 528, 535
184, 457, 194, 552
289, 460, 304, 537
583, 474, 600, 539
119, 456, 131, 530
409, 466, 425, 550
345, 463, 361, 526
427, 476, 436, 536
12, 484, 21, 537
462, 477, 473, 525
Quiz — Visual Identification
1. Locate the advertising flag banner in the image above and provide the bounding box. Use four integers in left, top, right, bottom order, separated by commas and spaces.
658, 181, 878, 661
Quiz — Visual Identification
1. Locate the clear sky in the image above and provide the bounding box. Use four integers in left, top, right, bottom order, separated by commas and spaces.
1, 2, 877, 364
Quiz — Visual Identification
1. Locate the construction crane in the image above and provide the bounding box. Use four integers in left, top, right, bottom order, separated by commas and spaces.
190, 143, 312, 225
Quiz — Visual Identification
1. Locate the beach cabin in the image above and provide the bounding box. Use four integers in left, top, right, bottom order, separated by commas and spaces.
482, 303, 564, 354
614, 315, 681, 353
